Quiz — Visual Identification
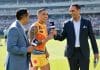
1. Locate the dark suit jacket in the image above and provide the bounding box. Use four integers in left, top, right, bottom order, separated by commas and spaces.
54, 18, 99, 59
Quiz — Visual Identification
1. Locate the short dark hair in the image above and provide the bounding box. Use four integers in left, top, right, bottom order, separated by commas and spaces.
16, 9, 28, 20
71, 4, 81, 10
37, 8, 46, 15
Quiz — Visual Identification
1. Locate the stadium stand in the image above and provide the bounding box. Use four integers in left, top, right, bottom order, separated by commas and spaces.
0, 0, 100, 36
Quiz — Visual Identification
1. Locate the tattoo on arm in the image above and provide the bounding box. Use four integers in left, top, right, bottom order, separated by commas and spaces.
29, 26, 38, 43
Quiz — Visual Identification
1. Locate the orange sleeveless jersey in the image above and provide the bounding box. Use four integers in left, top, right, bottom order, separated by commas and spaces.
33, 22, 48, 51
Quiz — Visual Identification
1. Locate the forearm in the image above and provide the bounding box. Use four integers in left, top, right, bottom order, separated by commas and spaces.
7, 28, 28, 56
90, 37, 99, 54
54, 34, 65, 41
28, 25, 38, 45
88, 21, 99, 54
7, 45, 27, 56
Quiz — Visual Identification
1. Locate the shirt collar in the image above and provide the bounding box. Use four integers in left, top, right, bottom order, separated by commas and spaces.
17, 20, 25, 31
70, 16, 81, 22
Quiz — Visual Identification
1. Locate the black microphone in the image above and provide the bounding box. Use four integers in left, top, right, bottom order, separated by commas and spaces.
48, 21, 56, 35
49, 22, 55, 29
31, 39, 41, 47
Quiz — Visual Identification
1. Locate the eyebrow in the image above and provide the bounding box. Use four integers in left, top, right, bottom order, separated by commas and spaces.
42, 12, 48, 15
69, 9, 75, 11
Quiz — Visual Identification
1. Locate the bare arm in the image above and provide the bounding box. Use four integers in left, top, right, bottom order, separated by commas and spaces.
28, 25, 38, 43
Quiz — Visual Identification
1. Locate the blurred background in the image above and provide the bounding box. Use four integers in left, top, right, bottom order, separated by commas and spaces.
0, 0, 100, 37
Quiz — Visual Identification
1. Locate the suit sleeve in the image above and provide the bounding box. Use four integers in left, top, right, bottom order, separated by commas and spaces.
54, 23, 67, 41
88, 20, 99, 54
7, 28, 27, 56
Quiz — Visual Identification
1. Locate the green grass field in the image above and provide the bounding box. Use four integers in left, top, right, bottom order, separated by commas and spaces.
0, 38, 100, 70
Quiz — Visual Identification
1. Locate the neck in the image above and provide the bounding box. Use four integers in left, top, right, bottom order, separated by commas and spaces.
38, 19, 46, 24
73, 15, 80, 22
19, 20, 24, 25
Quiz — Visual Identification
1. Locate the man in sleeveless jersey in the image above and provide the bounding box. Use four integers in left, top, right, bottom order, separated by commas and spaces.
29, 8, 53, 70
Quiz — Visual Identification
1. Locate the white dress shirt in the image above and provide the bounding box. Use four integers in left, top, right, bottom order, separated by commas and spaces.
18, 20, 25, 32
72, 17, 81, 47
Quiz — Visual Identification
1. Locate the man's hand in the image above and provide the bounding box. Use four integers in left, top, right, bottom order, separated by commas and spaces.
42, 33, 54, 43
94, 53, 99, 61
50, 29, 57, 36
45, 48, 49, 58
94, 53, 99, 68
27, 46, 34, 53
47, 33, 54, 40
41, 29, 57, 43
46, 51, 49, 58
47, 29, 57, 40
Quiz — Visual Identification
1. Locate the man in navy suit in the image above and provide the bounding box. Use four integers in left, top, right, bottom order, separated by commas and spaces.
6, 9, 34, 70
53, 4, 99, 70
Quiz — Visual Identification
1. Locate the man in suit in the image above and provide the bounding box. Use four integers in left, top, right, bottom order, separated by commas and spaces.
6, 9, 34, 70
53, 4, 99, 70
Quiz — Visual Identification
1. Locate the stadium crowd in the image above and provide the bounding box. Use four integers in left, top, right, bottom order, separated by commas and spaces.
0, 14, 100, 35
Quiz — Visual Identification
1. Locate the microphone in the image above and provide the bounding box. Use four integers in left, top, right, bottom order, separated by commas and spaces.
31, 34, 45, 47
49, 22, 55, 29
31, 39, 41, 47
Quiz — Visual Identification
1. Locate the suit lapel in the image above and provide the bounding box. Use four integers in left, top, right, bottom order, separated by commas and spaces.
79, 18, 84, 36
70, 20, 75, 38
16, 21, 28, 44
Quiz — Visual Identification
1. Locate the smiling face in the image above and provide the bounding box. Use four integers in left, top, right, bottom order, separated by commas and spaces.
37, 9, 48, 23
69, 5, 80, 19
22, 13, 29, 25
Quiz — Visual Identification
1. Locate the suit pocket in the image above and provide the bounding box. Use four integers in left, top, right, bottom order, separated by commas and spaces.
81, 28, 88, 35
81, 28, 88, 31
